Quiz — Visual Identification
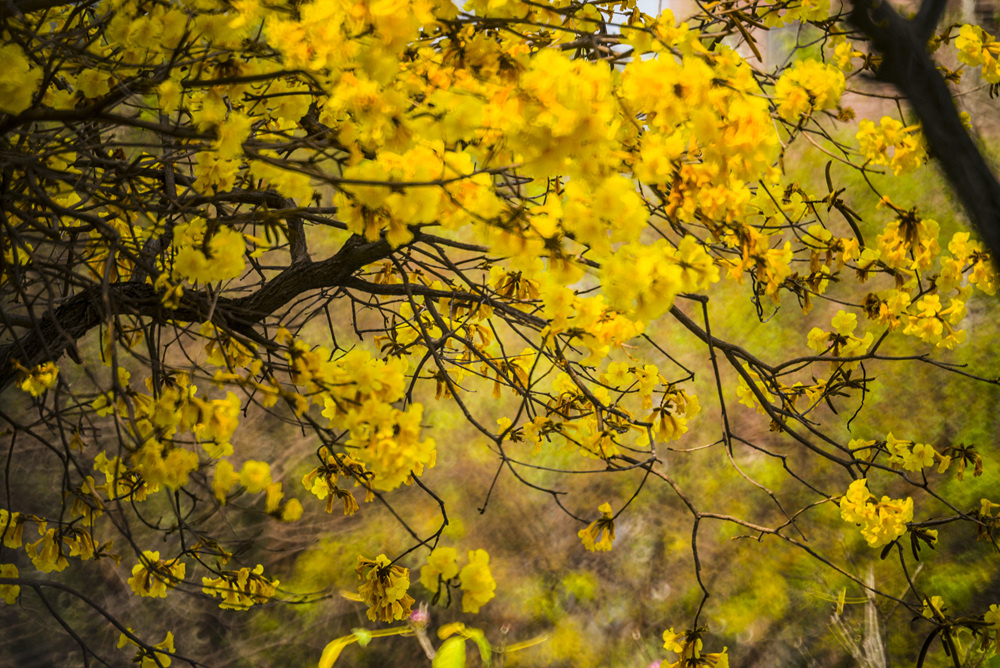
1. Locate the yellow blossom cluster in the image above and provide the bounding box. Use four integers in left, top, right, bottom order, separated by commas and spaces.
661, 628, 730, 668
839, 479, 913, 548
621, 42, 778, 224
356, 554, 415, 622
857, 117, 927, 175
419, 546, 460, 593
578, 502, 616, 552
826, 35, 864, 72
280, 342, 435, 491
807, 310, 874, 365
0, 42, 42, 114
14, 361, 59, 397
0, 564, 19, 605
202, 564, 279, 610
774, 59, 845, 122
955, 24, 1000, 83
413, 545, 499, 613
301, 449, 372, 515
91, 372, 244, 492
334, 142, 503, 247
128, 550, 186, 598
117, 630, 175, 668
602, 237, 721, 323
168, 217, 247, 285
457, 549, 497, 613
649, 388, 701, 442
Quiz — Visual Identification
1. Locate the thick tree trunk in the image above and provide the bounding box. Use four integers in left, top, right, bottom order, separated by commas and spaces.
850, 0, 1000, 264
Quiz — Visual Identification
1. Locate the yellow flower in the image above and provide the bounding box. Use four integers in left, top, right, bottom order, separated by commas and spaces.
578, 502, 616, 552
0, 510, 24, 548
420, 546, 459, 592
202, 564, 279, 610
0, 43, 43, 114
128, 550, 186, 598
213, 459, 240, 503
240, 460, 272, 494
356, 554, 415, 622
118, 630, 175, 668
25, 528, 69, 573
281, 498, 303, 522
16, 361, 59, 397
774, 59, 845, 122
458, 549, 496, 613
839, 479, 913, 548
0, 564, 19, 604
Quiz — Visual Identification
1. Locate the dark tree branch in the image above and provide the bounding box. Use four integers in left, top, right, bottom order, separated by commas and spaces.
0, 235, 393, 393
849, 0, 1000, 264
0, 0, 91, 19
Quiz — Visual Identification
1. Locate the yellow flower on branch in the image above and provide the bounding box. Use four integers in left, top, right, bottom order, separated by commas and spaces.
356, 554, 414, 622
419, 546, 459, 593
578, 502, 616, 552
127, 550, 186, 598
202, 564, 279, 610
839, 478, 913, 548
458, 549, 496, 613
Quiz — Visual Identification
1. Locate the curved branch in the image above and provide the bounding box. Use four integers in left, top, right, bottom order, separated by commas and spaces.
0, 234, 393, 393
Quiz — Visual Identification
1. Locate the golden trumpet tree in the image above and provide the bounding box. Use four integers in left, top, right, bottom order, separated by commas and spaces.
1, 0, 1000, 664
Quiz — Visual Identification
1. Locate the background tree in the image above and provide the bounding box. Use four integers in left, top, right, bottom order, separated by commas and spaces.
1, 0, 1000, 665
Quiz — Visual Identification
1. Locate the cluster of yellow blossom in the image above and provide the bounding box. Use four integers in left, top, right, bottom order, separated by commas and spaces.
419, 546, 460, 593
723, 224, 795, 302
202, 564, 279, 610
649, 388, 701, 442
14, 361, 59, 397
169, 217, 247, 285
900, 293, 967, 349
602, 237, 720, 323
128, 550, 186, 598
850, 435, 947, 473
955, 24, 1000, 83
417, 546, 496, 612
200, 322, 259, 372
301, 449, 371, 515
857, 117, 928, 175
621, 41, 778, 224
941, 232, 997, 295
826, 35, 864, 72
278, 337, 436, 492
356, 554, 415, 622
91, 373, 237, 490
4, 515, 101, 575
117, 630, 175, 668
578, 502, 616, 552
807, 310, 874, 366
0, 42, 42, 114
839, 479, 913, 548
334, 142, 503, 247
457, 549, 497, 613
0, 564, 19, 605
661, 628, 730, 668
774, 59, 845, 122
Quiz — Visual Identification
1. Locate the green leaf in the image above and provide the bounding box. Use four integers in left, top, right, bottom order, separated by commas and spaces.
432, 637, 467, 668
318, 635, 358, 668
